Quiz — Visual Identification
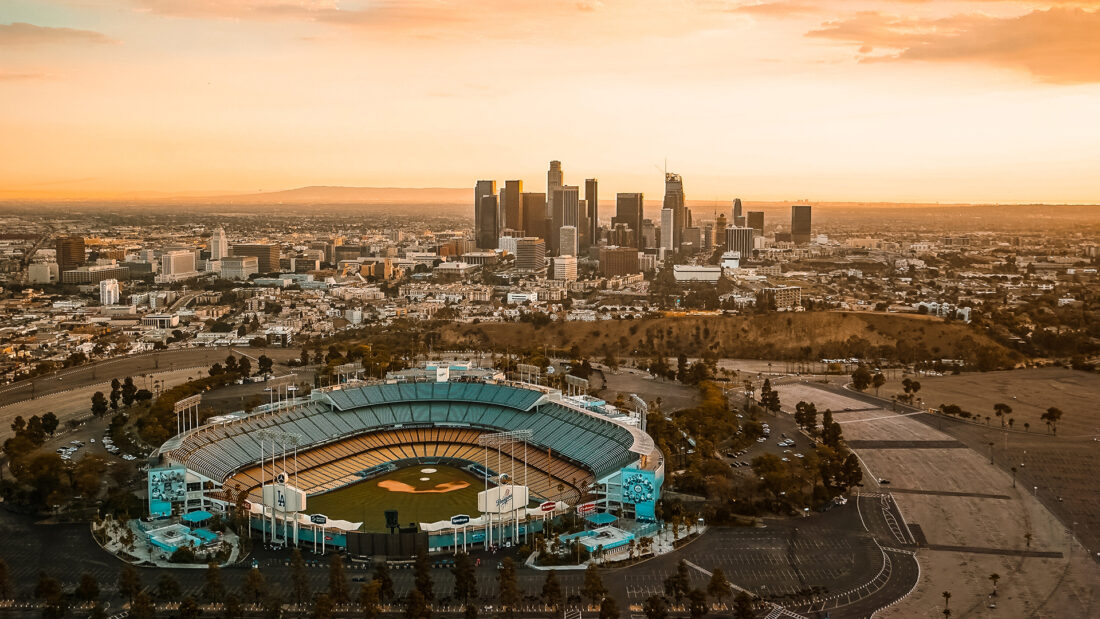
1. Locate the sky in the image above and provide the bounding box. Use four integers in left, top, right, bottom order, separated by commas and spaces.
1, 0, 1098, 203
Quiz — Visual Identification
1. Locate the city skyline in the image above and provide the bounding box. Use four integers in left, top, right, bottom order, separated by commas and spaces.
2, 1, 1099, 203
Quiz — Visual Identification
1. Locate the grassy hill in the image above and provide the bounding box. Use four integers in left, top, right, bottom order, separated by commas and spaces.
445, 312, 1020, 369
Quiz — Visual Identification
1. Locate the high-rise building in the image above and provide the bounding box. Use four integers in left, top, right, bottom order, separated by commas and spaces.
747, 211, 765, 235
546, 160, 563, 220
663, 173, 686, 249
791, 205, 812, 244
550, 185, 580, 255
558, 225, 578, 257
474, 180, 498, 249
210, 227, 229, 260
501, 180, 524, 232
660, 208, 675, 252
56, 237, 86, 272
161, 250, 196, 275
521, 192, 547, 239
477, 194, 499, 250
599, 246, 640, 277
99, 278, 120, 305
584, 178, 598, 250
515, 237, 546, 271
614, 193, 644, 249
732, 198, 742, 222
726, 226, 755, 258
641, 219, 656, 249
231, 243, 280, 273
551, 255, 577, 281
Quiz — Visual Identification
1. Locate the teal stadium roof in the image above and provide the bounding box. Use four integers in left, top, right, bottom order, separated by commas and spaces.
164, 381, 643, 484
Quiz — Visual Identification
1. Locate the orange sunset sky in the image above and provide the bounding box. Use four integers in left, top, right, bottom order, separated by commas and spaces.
1, 0, 1098, 203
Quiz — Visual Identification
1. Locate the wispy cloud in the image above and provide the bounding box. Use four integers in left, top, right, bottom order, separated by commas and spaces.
0, 22, 115, 47
0, 71, 53, 81
808, 7, 1100, 84
727, 2, 822, 17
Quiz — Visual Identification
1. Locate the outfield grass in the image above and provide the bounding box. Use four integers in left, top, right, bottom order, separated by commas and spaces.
306, 465, 483, 532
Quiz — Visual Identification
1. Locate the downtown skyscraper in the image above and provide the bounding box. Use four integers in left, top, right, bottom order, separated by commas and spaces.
663, 173, 687, 250
474, 180, 498, 249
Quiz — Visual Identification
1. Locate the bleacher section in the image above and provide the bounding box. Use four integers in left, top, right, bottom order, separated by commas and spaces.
166, 381, 638, 503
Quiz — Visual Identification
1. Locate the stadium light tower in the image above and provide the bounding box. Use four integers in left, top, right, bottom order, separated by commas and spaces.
173, 394, 201, 436
258, 429, 302, 544
477, 430, 533, 548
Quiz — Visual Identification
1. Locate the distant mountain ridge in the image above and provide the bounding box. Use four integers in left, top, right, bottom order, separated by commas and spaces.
206, 185, 472, 204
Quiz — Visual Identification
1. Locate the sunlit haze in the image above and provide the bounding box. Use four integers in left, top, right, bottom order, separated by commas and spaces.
2, 0, 1099, 203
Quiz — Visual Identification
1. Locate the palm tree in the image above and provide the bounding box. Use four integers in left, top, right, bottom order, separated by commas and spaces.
943, 609, 952, 619
989, 573, 1000, 596
942, 591, 951, 609
1010, 467, 1017, 488
1024, 532, 1032, 550
1024, 422, 1030, 432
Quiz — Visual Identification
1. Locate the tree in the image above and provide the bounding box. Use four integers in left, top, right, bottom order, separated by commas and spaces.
91, 391, 109, 418
76, 572, 100, 602
732, 592, 755, 619
599, 596, 620, 619
119, 565, 142, 605
179, 596, 201, 619
688, 589, 707, 619
451, 552, 476, 605
582, 563, 607, 605
642, 595, 669, 619
359, 581, 381, 619
130, 592, 154, 619
121, 377, 137, 407
707, 567, 731, 607
373, 560, 395, 603
1041, 407, 1063, 435
942, 591, 951, 609
412, 552, 432, 602
851, 365, 872, 391
224, 593, 244, 619
301, 348, 311, 366
872, 372, 886, 396
156, 573, 181, 601
329, 552, 350, 603
989, 573, 1000, 596
313, 593, 334, 619
110, 378, 121, 410
258, 355, 274, 375
291, 549, 311, 605
203, 562, 226, 602
993, 403, 1012, 427
663, 560, 691, 604
497, 557, 520, 617
541, 570, 564, 613
208, 363, 224, 377
34, 572, 62, 605
403, 589, 430, 619
225, 355, 238, 373
463, 603, 477, 619
0, 558, 12, 599
41, 412, 59, 436
245, 567, 268, 603
238, 356, 253, 377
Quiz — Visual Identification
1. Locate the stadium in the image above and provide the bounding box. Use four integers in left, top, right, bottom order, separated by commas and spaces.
150, 365, 663, 556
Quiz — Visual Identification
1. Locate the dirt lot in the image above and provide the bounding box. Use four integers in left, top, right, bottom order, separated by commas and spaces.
773, 382, 1099, 618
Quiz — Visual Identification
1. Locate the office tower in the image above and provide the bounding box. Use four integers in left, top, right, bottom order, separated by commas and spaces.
599, 246, 640, 277
578, 199, 589, 250
210, 227, 229, 260
515, 237, 546, 271
477, 195, 499, 249
610, 223, 633, 248
558, 225, 578, 257
99, 279, 120, 305
584, 178, 598, 250
726, 226, 755, 258
791, 204, 812, 244
732, 198, 742, 222
160, 250, 196, 275
56, 237, 86, 272
663, 173, 685, 249
683, 227, 702, 252
715, 213, 727, 232
747, 211, 765, 235
660, 208, 675, 251
474, 180, 498, 249
231, 243, 280, 273
547, 160, 563, 218
221, 256, 259, 280
552, 255, 578, 281
614, 193, 644, 249
641, 219, 656, 249
521, 192, 547, 239
703, 224, 714, 252
550, 185, 580, 255
502, 180, 523, 231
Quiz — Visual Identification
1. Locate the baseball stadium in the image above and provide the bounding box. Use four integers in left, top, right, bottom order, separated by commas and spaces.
151, 366, 663, 555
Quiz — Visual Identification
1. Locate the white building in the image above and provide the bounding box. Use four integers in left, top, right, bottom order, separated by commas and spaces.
551, 255, 578, 281
99, 278, 120, 305
156, 250, 199, 283
210, 227, 229, 260
220, 256, 258, 280
558, 225, 578, 258
673, 265, 722, 283
28, 262, 59, 284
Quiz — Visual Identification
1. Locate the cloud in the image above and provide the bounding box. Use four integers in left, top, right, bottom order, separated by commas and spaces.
0, 22, 115, 47
727, 2, 822, 16
808, 7, 1100, 84
0, 71, 53, 81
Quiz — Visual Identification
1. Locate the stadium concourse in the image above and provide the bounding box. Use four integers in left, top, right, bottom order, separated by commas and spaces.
152, 372, 663, 555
